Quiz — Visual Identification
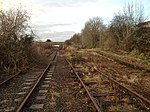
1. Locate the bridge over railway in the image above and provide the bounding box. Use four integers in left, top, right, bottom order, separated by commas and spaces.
37, 41, 65, 49
37, 42, 64, 45
46, 42, 64, 45
46, 42, 64, 49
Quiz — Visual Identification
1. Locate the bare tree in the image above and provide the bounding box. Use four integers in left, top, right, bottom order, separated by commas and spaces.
81, 17, 106, 48
110, 1, 146, 51
0, 8, 33, 73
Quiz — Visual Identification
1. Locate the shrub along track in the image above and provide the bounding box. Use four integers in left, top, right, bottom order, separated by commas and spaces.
0, 50, 54, 85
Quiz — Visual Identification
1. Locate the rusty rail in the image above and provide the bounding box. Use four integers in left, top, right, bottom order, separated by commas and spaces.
0, 71, 21, 87
66, 59, 102, 112
16, 51, 57, 112
85, 63, 150, 108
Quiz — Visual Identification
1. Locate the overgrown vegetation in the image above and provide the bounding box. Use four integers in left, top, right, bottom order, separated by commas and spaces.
81, 17, 106, 48
67, 53, 84, 65
0, 8, 51, 74
132, 27, 150, 55
65, 1, 149, 56
65, 33, 82, 49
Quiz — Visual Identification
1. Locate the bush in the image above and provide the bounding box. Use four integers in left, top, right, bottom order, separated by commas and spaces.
0, 9, 33, 73
132, 27, 150, 54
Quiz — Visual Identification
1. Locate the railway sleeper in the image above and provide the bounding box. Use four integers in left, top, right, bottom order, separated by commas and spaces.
84, 81, 97, 86
100, 100, 125, 106
92, 93, 115, 97
99, 100, 148, 111
88, 88, 97, 92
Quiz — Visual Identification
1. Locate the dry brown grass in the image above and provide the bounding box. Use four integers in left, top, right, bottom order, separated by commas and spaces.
81, 48, 150, 71
29, 42, 52, 66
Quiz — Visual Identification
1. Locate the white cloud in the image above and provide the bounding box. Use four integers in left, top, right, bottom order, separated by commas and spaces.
0, 0, 33, 10
1, 0, 150, 41
36, 31, 75, 42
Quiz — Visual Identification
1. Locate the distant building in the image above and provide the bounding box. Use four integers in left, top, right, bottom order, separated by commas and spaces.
136, 21, 150, 28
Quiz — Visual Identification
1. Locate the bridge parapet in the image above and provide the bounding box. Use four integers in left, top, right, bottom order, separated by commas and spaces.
36, 42, 64, 45
46, 42, 64, 45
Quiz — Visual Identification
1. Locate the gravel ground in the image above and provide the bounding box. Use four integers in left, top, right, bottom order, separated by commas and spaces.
0, 52, 55, 112
48, 55, 94, 112
0, 71, 15, 84
22, 52, 95, 112
0, 68, 45, 112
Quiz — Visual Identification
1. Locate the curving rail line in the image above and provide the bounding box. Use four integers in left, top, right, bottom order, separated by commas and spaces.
84, 62, 150, 110
65, 57, 150, 111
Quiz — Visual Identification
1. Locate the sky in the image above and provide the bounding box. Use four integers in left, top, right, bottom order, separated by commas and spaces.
0, 0, 150, 42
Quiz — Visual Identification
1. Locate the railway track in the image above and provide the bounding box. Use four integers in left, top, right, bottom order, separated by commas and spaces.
93, 62, 150, 101
0, 51, 57, 112
82, 50, 150, 72
66, 59, 102, 112
66, 57, 150, 111
17, 51, 57, 112
21, 52, 94, 112
0, 71, 21, 87
78, 51, 150, 98
84, 51, 150, 101
97, 69, 150, 111
1, 50, 149, 111
1, 51, 96, 112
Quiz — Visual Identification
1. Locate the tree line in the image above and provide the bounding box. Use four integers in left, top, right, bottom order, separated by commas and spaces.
65, 2, 150, 56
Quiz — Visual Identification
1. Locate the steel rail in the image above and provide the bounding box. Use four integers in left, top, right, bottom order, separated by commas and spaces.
16, 51, 57, 112
0, 71, 21, 87
85, 63, 150, 108
66, 59, 102, 112
0, 52, 54, 87
95, 51, 150, 72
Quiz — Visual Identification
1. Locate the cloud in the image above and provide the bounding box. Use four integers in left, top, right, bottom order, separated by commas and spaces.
1, 0, 150, 42
34, 23, 72, 28
36, 31, 75, 42
1, 0, 124, 41
31, 23, 73, 32
34, 0, 98, 7
30, 23, 77, 40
